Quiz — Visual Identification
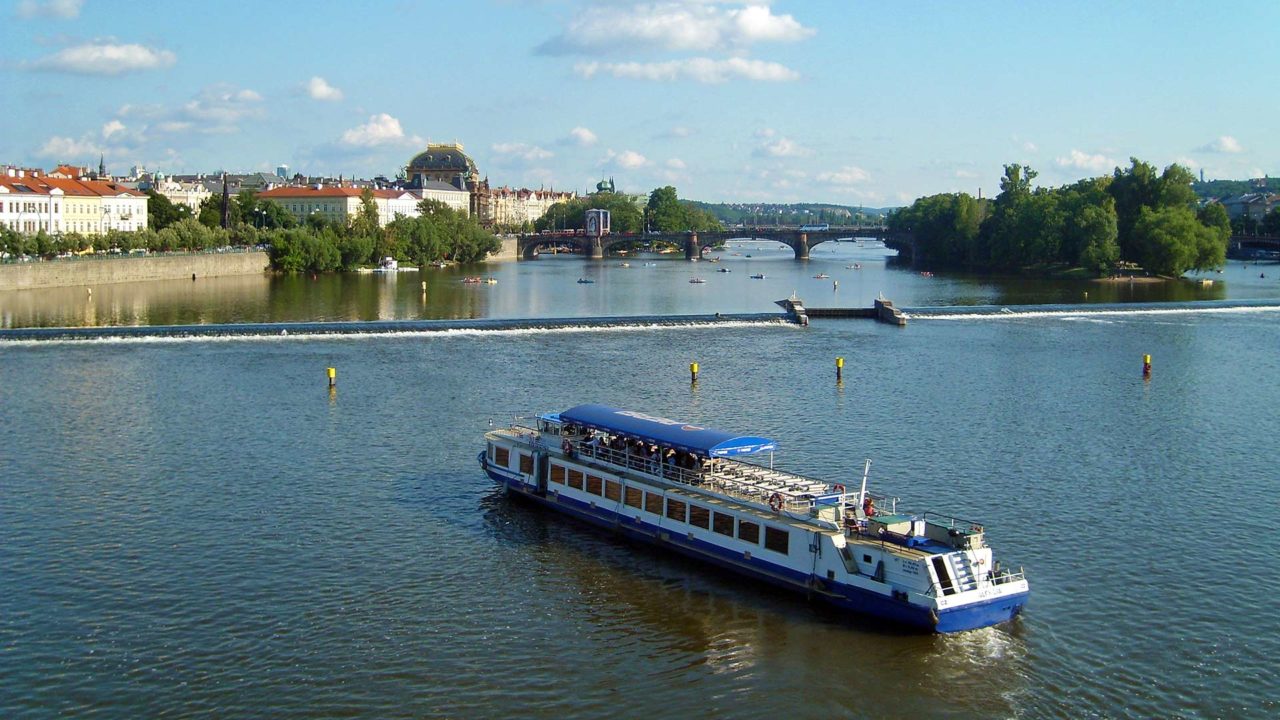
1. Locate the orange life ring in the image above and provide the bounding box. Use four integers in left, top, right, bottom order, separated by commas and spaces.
769, 492, 783, 512
833, 483, 845, 494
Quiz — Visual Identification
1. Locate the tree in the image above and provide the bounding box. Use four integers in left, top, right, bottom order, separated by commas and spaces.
647, 186, 686, 231
197, 194, 240, 229
1261, 207, 1280, 236
146, 190, 190, 231
1074, 205, 1121, 273
1109, 158, 1160, 258
1132, 206, 1224, 276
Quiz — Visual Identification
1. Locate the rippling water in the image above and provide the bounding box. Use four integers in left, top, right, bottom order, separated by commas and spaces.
3, 251, 1280, 718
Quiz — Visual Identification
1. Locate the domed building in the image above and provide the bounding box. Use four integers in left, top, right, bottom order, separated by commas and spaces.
405, 142, 491, 223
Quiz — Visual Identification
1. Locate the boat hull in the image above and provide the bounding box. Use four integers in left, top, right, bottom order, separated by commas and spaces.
478, 452, 1027, 633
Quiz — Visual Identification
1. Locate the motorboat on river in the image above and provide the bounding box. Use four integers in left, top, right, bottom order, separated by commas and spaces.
479, 405, 1029, 633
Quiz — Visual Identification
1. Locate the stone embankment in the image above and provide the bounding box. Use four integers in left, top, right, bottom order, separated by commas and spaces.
0, 251, 270, 291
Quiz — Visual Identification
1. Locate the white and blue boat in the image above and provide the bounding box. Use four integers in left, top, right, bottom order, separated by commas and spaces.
479, 405, 1029, 633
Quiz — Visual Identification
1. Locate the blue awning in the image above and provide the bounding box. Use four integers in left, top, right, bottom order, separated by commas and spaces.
558, 404, 776, 457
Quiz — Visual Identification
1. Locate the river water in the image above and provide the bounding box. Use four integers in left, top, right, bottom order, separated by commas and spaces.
2, 242, 1279, 719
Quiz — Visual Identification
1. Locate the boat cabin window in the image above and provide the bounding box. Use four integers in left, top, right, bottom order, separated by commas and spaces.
604, 480, 622, 502
624, 486, 642, 508
712, 511, 735, 536
764, 527, 789, 555
666, 499, 687, 523
493, 446, 510, 468
519, 453, 533, 475
550, 464, 566, 484
738, 520, 760, 544
567, 469, 584, 490
688, 504, 710, 529
586, 474, 603, 496
644, 492, 663, 515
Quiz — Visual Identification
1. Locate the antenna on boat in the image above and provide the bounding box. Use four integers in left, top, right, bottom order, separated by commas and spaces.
858, 459, 872, 509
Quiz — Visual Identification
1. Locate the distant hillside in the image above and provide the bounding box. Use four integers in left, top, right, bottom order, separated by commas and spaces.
1193, 178, 1278, 201
688, 201, 891, 226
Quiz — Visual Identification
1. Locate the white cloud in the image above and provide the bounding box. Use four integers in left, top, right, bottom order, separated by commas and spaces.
665, 126, 692, 138
492, 142, 554, 161
576, 57, 798, 83
538, 1, 815, 55
1197, 135, 1243, 154
954, 169, 978, 179
15, 0, 82, 19
1022, 140, 1037, 152
1055, 149, 1119, 173
603, 149, 649, 170
818, 166, 871, 185
28, 42, 176, 75
756, 136, 807, 158
568, 126, 598, 146
306, 76, 344, 102
101, 120, 126, 138
37, 135, 104, 158
666, 158, 686, 169
1173, 156, 1200, 171
180, 84, 264, 129
340, 113, 418, 148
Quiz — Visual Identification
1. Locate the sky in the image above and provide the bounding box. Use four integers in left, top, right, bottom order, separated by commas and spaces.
2, 0, 1276, 207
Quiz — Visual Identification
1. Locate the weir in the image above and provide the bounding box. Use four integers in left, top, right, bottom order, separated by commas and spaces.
0, 313, 789, 342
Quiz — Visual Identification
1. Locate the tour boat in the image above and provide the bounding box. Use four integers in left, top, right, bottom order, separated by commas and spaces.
750, 273, 766, 279
717, 267, 731, 273
577, 278, 595, 284
689, 277, 707, 284
479, 406, 1029, 633
814, 273, 830, 279
462, 277, 482, 284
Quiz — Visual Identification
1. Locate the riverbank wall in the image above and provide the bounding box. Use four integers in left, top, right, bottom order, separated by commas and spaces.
0, 251, 270, 291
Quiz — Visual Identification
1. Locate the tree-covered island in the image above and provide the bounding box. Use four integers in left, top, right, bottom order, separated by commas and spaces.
887, 158, 1230, 278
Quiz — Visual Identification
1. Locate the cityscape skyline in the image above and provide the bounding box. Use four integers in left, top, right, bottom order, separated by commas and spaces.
3, 0, 1276, 206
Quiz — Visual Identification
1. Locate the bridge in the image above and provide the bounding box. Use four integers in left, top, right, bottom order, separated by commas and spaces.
516, 226, 905, 261
1231, 235, 1280, 252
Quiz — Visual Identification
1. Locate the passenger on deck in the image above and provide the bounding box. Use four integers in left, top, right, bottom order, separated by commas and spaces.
863, 497, 876, 518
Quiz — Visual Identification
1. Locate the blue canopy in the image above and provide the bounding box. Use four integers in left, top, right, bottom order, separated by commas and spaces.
559, 404, 776, 458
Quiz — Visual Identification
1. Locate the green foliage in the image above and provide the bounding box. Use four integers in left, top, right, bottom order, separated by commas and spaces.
891, 157, 1225, 277
1263, 208, 1280, 236
535, 192, 645, 233
146, 190, 191, 231
197, 193, 239, 228
645, 186, 724, 232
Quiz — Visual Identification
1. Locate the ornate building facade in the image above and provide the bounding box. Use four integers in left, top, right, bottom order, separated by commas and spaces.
489, 186, 577, 229
405, 143, 491, 223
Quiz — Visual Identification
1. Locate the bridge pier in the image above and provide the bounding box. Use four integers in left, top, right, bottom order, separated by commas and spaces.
685, 232, 700, 261
794, 233, 810, 261
589, 237, 604, 260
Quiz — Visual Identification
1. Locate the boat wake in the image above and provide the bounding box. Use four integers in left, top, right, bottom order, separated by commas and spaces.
0, 315, 792, 347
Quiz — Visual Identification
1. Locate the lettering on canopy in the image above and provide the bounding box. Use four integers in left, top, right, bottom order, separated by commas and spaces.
615, 409, 703, 431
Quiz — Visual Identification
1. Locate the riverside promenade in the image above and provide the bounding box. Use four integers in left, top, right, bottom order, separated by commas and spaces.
0, 251, 270, 291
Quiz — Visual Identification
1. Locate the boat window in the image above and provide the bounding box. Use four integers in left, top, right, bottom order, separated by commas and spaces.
568, 469, 584, 490
712, 511, 734, 536
586, 474, 603, 496
519, 453, 533, 475
550, 464, 566, 484
738, 520, 760, 544
764, 526, 789, 555
494, 446, 509, 468
604, 480, 622, 502
666, 499, 687, 523
689, 504, 710, 529
644, 492, 662, 515
624, 486, 642, 508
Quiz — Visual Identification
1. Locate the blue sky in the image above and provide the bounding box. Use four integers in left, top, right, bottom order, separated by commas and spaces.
2, 0, 1276, 206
